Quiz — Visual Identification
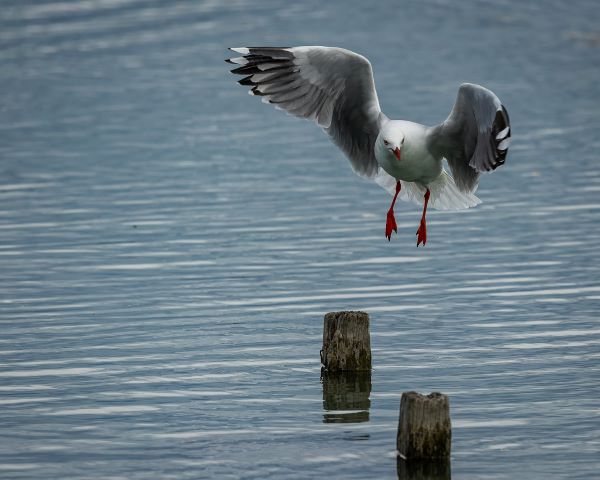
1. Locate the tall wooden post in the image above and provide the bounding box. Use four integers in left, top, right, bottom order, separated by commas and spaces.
321, 311, 371, 372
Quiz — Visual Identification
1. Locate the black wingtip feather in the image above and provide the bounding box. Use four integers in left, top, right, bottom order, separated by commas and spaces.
490, 105, 511, 170
250, 86, 267, 96
230, 64, 261, 75
238, 76, 255, 86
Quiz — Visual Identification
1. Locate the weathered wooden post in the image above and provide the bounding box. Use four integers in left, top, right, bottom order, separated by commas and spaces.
321, 311, 371, 372
396, 392, 451, 460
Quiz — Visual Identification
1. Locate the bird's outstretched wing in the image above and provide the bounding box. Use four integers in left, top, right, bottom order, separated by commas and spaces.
227, 46, 385, 178
428, 83, 511, 193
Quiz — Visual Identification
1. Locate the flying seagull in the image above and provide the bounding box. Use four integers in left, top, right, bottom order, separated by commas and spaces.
226, 46, 511, 246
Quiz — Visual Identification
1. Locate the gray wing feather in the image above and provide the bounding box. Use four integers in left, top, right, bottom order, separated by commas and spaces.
227, 46, 383, 178
429, 83, 511, 192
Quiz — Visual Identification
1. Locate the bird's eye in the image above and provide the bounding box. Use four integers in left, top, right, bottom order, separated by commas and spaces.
383, 140, 389, 145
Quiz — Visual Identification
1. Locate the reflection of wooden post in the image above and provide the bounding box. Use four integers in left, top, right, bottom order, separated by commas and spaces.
321, 311, 371, 372
322, 371, 371, 423
397, 392, 451, 460
396, 458, 451, 480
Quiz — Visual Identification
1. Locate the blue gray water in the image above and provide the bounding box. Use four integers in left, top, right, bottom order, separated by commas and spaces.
1, 0, 599, 478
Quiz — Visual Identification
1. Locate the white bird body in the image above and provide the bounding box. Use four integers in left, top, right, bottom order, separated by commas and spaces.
227, 46, 511, 245
375, 120, 441, 185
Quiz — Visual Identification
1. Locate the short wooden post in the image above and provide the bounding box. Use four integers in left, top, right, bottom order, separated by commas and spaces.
321, 311, 371, 372
397, 392, 451, 460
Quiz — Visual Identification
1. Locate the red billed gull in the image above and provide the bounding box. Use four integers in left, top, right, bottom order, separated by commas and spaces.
226, 46, 511, 246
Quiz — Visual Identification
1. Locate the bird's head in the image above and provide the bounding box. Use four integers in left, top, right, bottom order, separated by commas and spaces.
381, 124, 405, 161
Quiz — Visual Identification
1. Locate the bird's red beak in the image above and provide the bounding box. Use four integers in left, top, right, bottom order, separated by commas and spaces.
393, 147, 401, 161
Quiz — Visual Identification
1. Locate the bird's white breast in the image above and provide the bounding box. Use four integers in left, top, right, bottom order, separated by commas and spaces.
375, 121, 442, 185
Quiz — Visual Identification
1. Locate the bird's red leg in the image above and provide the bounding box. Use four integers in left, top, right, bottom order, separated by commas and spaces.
385, 181, 401, 241
416, 188, 431, 247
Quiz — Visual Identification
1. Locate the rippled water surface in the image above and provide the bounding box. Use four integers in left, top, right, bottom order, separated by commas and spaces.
1, 1, 600, 478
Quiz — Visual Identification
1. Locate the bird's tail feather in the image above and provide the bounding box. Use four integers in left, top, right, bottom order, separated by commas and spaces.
374, 169, 480, 211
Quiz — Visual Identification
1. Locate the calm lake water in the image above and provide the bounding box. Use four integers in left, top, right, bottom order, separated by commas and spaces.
1, 0, 599, 478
